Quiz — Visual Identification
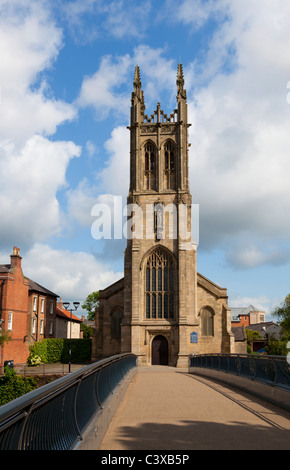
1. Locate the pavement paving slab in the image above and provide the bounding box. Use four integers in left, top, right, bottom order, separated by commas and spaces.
98, 366, 290, 450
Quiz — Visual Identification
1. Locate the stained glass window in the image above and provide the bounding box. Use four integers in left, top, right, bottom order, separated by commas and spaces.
144, 249, 175, 320
201, 308, 214, 336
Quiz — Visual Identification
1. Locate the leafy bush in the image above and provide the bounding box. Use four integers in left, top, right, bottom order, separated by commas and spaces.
265, 336, 290, 356
27, 354, 42, 367
28, 338, 92, 364
0, 367, 37, 406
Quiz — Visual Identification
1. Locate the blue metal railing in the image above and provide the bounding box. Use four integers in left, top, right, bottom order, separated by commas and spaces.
189, 354, 290, 390
0, 353, 137, 450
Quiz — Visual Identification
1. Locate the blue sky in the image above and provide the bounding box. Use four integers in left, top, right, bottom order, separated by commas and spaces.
1, 0, 290, 319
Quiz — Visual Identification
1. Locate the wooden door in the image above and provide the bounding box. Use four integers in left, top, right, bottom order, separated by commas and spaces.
152, 335, 168, 365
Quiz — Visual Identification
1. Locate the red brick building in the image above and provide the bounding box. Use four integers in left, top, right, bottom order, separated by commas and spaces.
231, 305, 266, 328
0, 247, 58, 367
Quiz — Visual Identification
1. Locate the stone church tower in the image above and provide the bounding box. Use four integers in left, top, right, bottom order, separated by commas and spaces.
92, 64, 237, 367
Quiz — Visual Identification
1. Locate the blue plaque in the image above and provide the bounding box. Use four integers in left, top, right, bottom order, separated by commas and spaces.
190, 332, 198, 343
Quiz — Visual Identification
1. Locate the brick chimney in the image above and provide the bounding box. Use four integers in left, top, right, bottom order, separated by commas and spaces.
10, 246, 22, 269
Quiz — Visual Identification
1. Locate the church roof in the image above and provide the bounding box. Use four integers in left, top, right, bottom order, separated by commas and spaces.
197, 272, 227, 298
99, 272, 227, 299
99, 277, 124, 299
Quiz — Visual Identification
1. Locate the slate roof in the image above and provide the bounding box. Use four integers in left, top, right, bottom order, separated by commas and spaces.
231, 326, 246, 342
0, 264, 11, 273
246, 322, 282, 340
230, 304, 260, 321
56, 306, 81, 323
28, 279, 58, 297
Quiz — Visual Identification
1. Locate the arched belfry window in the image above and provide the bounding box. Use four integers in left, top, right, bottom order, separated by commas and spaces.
111, 308, 123, 338
200, 307, 214, 336
164, 141, 175, 190
145, 249, 175, 319
144, 142, 156, 190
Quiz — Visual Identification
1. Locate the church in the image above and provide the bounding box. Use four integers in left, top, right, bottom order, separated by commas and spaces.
92, 64, 245, 367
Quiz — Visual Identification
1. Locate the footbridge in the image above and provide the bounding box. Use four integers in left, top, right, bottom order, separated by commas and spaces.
1, 353, 290, 451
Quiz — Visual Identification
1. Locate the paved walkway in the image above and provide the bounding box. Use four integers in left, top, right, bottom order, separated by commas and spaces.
99, 366, 290, 450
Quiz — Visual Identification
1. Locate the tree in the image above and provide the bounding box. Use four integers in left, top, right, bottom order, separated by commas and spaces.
82, 291, 99, 321
246, 329, 263, 353
0, 328, 12, 347
265, 336, 289, 356
272, 294, 290, 334
81, 322, 94, 339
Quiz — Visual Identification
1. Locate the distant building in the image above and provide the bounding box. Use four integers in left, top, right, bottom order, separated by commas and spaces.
0, 246, 62, 367
29, 279, 58, 343
246, 321, 283, 353
231, 305, 266, 328
0, 247, 31, 366
56, 299, 82, 339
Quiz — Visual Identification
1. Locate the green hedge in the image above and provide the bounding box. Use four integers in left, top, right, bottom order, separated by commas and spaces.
28, 338, 92, 364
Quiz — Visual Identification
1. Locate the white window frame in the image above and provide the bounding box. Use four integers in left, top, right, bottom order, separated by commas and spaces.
32, 317, 36, 334
49, 320, 53, 335
50, 301, 54, 314
33, 297, 37, 311
8, 311, 13, 330
40, 319, 44, 334
41, 298, 44, 313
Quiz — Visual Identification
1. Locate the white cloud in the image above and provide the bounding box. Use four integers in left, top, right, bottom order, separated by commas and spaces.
66, 125, 129, 231
77, 54, 132, 120
66, 178, 100, 227
178, 0, 290, 267
0, 0, 80, 251
0, 136, 81, 248
164, 0, 228, 31
60, 0, 152, 42
0, 0, 77, 145
100, 126, 130, 196
77, 45, 177, 119
21, 243, 123, 308
226, 243, 290, 270
228, 294, 279, 320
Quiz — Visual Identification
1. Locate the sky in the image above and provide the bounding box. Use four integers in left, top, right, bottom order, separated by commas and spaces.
0, 0, 290, 320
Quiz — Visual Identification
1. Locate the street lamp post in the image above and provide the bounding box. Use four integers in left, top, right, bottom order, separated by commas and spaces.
62, 301, 80, 372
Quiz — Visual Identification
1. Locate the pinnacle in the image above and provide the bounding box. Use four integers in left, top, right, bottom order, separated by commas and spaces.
134, 65, 141, 87
177, 62, 184, 80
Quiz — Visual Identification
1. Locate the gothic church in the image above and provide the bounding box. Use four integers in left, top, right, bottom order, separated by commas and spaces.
92, 64, 242, 367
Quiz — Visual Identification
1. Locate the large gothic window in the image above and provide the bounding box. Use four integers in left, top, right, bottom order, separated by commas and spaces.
145, 249, 175, 319
200, 307, 214, 336
144, 142, 156, 190
164, 141, 175, 190
111, 308, 123, 338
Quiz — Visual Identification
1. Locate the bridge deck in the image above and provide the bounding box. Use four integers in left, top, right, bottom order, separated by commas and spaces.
99, 366, 290, 450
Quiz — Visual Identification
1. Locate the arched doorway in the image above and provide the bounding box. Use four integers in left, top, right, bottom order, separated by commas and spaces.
151, 335, 168, 365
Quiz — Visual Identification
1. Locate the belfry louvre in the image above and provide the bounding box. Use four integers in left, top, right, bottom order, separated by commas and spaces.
92, 64, 244, 367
